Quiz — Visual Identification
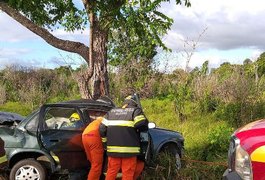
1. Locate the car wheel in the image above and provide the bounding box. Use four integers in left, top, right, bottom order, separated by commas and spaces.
161, 144, 182, 170
9, 159, 46, 180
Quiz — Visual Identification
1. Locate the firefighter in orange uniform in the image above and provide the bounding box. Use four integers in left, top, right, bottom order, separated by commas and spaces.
134, 160, 145, 180
100, 95, 148, 180
82, 111, 106, 180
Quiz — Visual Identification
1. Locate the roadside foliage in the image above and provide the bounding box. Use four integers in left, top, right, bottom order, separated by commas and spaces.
1, 53, 265, 178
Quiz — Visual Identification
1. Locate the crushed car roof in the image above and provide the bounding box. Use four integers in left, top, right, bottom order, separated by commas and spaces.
49, 97, 116, 108
0, 111, 25, 124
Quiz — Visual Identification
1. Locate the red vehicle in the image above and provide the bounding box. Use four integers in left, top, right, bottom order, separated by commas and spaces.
223, 119, 265, 180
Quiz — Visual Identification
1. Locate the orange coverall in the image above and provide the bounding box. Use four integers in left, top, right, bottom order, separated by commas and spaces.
105, 158, 144, 180
134, 160, 144, 180
82, 117, 104, 180
106, 156, 137, 180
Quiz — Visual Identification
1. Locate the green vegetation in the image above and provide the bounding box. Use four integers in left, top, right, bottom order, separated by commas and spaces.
141, 98, 230, 179
2, 52, 265, 178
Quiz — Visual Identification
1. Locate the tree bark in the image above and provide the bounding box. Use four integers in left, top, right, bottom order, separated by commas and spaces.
90, 16, 109, 99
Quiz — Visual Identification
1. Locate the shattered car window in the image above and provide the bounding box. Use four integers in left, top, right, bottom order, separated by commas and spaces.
25, 112, 39, 132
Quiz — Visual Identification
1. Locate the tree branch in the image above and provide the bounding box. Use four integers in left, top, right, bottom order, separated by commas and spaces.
0, 2, 90, 62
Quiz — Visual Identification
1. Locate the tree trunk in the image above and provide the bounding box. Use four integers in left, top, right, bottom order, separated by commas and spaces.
76, 74, 91, 99
77, 13, 109, 99
90, 19, 109, 99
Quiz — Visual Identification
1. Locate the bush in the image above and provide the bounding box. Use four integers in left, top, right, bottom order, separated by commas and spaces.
250, 102, 265, 121
215, 101, 265, 127
0, 102, 32, 116
0, 85, 6, 105
214, 103, 242, 127
198, 95, 219, 114
203, 124, 233, 161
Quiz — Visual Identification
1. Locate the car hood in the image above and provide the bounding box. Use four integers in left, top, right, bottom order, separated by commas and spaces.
235, 119, 265, 154
149, 127, 184, 142
236, 119, 265, 133
0, 111, 25, 124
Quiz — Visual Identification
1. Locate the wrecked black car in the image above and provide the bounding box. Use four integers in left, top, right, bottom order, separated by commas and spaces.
0, 111, 24, 126
0, 98, 184, 179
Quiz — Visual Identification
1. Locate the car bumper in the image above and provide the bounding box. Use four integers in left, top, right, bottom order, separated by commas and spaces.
222, 169, 242, 180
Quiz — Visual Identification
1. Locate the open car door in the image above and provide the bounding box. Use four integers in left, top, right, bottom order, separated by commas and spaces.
38, 105, 89, 170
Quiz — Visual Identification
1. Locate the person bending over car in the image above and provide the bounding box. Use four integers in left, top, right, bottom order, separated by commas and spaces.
82, 111, 106, 180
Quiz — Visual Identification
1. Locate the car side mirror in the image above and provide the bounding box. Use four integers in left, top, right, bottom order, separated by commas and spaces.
148, 122, 156, 129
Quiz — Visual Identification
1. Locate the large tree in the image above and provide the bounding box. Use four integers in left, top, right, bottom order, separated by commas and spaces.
0, 0, 190, 99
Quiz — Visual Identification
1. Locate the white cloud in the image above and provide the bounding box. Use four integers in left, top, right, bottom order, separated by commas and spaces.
0, 13, 37, 42
0, 47, 30, 56
161, 0, 265, 52
0, 58, 40, 69
0, 12, 89, 44
1, 0, 265, 69
52, 29, 89, 45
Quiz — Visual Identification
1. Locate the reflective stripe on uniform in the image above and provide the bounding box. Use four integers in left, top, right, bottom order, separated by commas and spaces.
102, 118, 109, 126
101, 137, 107, 142
107, 146, 140, 153
134, 115, 145, 124
0, 155, 7, 164
103, 119, 134, 127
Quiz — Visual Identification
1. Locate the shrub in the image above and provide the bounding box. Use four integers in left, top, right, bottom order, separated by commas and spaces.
215, 101, 265, 127
0, 102, 32, 116
203, 124, 233, 161
0, 85, 6, 104
250, 101, 265, 121
214, 103, 242, 127
198, 95, 219, 114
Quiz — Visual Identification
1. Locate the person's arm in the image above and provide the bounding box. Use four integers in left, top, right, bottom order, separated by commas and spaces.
99, 118, 108, 149
133, 108, 149, 131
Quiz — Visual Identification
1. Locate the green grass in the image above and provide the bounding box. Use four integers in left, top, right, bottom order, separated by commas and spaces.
0, 98, 232, 179
142, 99, 230, 155
0, 102, 32, 116
141, 98, 231, 179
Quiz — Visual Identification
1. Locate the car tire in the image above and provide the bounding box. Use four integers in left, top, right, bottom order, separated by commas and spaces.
9, 158, 47, 180
161, 144, 182, 170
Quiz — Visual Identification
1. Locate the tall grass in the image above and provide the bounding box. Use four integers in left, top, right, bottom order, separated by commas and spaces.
0, 98, 231, 179
141, 98, 231, 179
0, 102, 32, 116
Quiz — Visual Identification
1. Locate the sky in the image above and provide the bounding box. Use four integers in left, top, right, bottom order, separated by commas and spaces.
0, 0, 265, 71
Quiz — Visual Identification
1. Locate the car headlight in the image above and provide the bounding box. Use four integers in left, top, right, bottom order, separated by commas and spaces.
235, 145, 253, 180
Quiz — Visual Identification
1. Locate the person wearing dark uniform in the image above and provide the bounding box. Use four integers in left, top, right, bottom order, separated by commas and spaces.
100, 95, 148, 180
